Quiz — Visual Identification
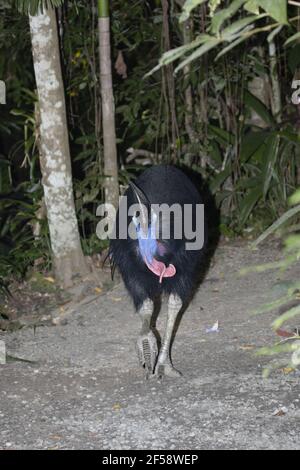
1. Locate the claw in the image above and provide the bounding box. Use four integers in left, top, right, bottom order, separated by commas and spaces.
154, 361, 182, 379
136, 330, 158, 377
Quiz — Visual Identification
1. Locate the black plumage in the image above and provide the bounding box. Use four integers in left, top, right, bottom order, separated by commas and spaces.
109, 165, 207, 377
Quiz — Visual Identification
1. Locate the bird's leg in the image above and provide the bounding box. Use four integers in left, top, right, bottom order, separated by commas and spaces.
136, 299, 158, 377
155, 294, 182, 378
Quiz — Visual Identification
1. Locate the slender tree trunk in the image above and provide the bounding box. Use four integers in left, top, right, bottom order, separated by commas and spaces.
161, 0, 180, 160
98, 0, 119, 210
292, 12, 300, 185
29, 7, 89, 288
268, 37, 282, 123
182, 17, 196, 145
247, 47, 271, 128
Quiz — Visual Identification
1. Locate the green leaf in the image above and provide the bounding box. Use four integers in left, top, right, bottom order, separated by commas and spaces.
83, 188, 100, 204
244, 90, 275, 126
256, 0, 287, 24
239, 187, 262, 226
267, 25, 283, 43
253, 292, 297, 316
272, 304, 300, 330
179, 0, 207, 23
15, 0, 65, 15
211, 0, 246, 35
209, 140, 222, 165
284, 234, 300, 251
235, 175, 261, 190
261, 135, 280, 199
257, 342, 299, 357
209, 165, 232, 194
284, 32, 300, 47
174, 38, 221, 74
278, 130, 300, 144
253, 204, 300, 247
160, 35, 210, 66
244, 0, 260, 14
222, 14, 265, 38
240, 131, 270, 162
209, 125, 234, 145
289, 190, 300, 206
144, 35, 210, 77
215, 25, 254, 60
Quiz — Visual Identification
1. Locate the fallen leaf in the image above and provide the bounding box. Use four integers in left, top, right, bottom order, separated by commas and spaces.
94, 287, 102, 294
49, 435, 62, 440
272, 406, 288, 417
281, 367, 295, 375
114, 50, 127, 78
239, 345, 255, 351
276, 329, 296, 338
44, 276, 55, 283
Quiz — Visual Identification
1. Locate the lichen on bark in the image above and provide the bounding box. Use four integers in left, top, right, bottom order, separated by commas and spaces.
29, 7, 89, 287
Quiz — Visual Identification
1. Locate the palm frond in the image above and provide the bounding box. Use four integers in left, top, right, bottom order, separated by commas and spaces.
13, 0, 64, 15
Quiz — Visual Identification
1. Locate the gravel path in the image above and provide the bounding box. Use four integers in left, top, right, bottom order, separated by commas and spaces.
1, 241, 299, 450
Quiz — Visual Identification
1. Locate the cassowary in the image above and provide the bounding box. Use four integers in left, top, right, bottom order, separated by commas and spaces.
109, 165, 206, 378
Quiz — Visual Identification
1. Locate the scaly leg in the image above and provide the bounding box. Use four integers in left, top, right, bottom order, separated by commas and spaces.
136, 299, 158, 377
155, 294, 182, 378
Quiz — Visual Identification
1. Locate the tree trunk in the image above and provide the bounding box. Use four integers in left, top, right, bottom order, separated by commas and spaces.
182, 17, 196, 144
268, 37, 282, 123
98, 0, 119, 210
247, 47, 271, 128
161, 0, 180, 161
29, 7, 89, 288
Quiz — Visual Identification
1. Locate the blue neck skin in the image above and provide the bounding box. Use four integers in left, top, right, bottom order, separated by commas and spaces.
133, 213, 157, 264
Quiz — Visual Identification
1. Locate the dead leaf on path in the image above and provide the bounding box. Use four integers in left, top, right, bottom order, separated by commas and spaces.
49, 435, 62, 440
280, 367, 295, 375
113, 403, 121, 411
276, 329, 297, 338
44, 276, 55, 283
94, 287, 102, 294
111, 297, 122, 302
239, 345, 255, 351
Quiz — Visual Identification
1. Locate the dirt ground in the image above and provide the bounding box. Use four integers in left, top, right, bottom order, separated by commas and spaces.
1, 240, 300, 450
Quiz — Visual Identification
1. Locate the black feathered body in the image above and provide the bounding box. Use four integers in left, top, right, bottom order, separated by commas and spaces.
110, 165, 206, 310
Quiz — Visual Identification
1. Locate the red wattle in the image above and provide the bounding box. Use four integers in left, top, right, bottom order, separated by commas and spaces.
144, 257, 176, 283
